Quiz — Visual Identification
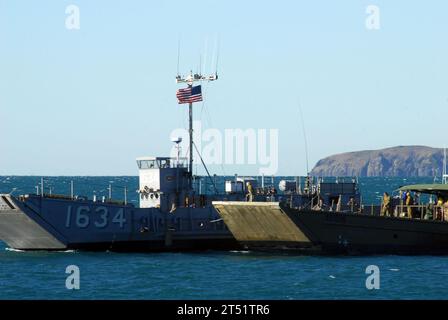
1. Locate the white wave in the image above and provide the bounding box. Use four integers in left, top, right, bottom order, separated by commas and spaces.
389, 268, 400, 272
5, 247, 76, 253
5, 247, 25, 252
229, 250, 251, 254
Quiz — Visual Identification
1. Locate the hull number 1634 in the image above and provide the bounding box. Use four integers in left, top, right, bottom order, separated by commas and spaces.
65, 206, 127, 229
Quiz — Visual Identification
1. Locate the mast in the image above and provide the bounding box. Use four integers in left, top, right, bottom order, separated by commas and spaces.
189, 97, 193, 175
176, 70, 218, 188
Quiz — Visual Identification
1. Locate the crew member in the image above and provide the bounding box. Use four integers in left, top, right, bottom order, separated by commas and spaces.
270, 187, 277, 202
436, 197, 444, 220
444, 200, 448, 222
401, 190, 407, 205
406, 192, 413, 218
246, 182, 254, 202
347, 197, 356, 212
381, 192, 391, 217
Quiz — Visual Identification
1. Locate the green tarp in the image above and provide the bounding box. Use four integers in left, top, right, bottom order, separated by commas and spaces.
398, 184, 448, 195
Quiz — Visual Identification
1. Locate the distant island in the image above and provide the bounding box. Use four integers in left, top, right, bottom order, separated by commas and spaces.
310, 146, 445, 177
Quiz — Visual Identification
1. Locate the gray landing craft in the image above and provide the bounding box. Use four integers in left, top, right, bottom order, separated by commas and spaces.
0, 70, 248, 252
0, 157, 245, 251
214, 176, 448, 255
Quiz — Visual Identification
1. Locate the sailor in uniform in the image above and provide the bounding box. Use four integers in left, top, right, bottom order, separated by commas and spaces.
246, 182, 254, 202
381, 192, 391, 217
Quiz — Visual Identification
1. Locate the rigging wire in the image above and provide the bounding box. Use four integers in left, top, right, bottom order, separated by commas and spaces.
193, 141, 219, 195
298, 98, 310, 175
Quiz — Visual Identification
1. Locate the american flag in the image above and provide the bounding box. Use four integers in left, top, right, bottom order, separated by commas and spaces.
176, 85, 203, 104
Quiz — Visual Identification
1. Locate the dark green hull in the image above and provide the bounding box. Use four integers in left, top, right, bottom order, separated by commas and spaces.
214, 202, 448, 255
283, 207, 448, 255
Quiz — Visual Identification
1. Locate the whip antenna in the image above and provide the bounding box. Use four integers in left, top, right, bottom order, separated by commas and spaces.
298, 99, 310, 175
215, 37, 220, 76
177, 38, 181, 76
211, 35, 220, 78
202, 37, 209, 75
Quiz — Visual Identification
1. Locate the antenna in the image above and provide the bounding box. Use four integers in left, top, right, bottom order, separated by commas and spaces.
193, 142, 219, 195
177, 38, 181, 76
172, 137, 183, 193
215, 36, 220, 78
443, 147, 447, 184
171, 136, 182, 166
298, 99, 310, 175
202, 37, 209, 76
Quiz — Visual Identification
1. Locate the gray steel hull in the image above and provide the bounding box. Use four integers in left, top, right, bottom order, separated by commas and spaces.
0, 194, 240, 251
0, 208, 66, 250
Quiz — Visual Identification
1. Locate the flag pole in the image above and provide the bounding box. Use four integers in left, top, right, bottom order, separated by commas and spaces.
176, 70, 218, 190
188, 85, 193, 188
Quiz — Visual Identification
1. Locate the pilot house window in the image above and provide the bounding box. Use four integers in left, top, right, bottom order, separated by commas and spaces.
138, 160, 156, 169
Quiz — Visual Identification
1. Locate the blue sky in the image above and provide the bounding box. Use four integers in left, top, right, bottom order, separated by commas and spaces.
1, 0, 448, 176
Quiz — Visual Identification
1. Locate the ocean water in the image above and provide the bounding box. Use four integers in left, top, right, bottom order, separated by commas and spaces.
0, 176, 447, 300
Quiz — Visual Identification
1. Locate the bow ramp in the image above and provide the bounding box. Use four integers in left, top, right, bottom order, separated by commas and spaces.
0, 194, 66, 250
212, 201, 312, 249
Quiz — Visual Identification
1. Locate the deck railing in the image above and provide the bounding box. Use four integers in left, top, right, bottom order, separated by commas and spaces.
29, 177, 133, 206
393, 204, 448, 221
331, 203, 448, 222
